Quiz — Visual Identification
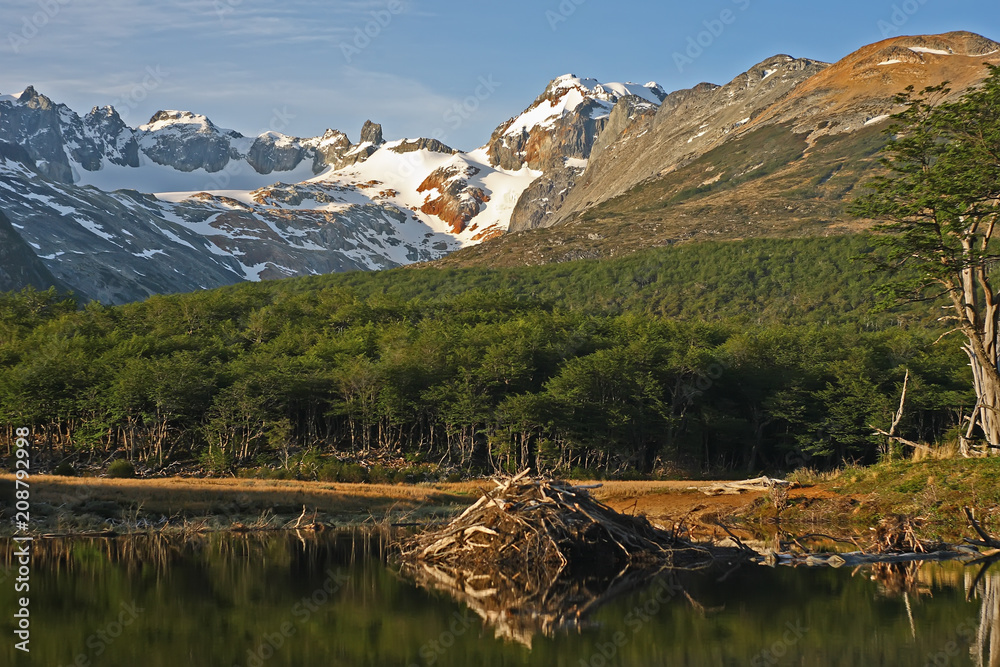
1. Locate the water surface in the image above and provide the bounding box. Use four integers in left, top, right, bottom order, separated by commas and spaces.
1, 531, 995, 666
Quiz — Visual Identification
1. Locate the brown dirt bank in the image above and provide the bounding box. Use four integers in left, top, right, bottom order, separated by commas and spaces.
5, 465, 981, 541
0, 475, 856, 538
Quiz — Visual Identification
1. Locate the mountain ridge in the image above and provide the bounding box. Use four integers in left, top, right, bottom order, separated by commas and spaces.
0, 72, 656, 301
437, 31, 1000, 268
2, 31, 999, 299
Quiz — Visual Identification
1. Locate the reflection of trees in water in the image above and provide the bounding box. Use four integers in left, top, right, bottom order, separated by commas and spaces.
970, 563, 1000, 667
872, 559, 1000, 666
869, 561, 931, 599
1, 529, 389, 580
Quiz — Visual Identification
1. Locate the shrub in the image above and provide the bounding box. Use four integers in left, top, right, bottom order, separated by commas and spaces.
338, 464, 367, 483
199, 447, 233, 475
317, 461, 343, 482
53, 462, 76, 477
107, 460, 135, 479
368, 464, 392, 484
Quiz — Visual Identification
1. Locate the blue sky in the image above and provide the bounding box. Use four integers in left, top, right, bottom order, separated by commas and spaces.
2, 0, 999, 150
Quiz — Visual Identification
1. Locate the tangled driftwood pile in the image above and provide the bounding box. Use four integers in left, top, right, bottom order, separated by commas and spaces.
397, 471, 747, 644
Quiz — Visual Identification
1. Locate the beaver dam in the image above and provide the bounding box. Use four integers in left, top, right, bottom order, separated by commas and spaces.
396, 471, 751, 643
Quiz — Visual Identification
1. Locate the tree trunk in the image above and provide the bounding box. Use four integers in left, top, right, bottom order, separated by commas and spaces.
963, 340, 1000, 448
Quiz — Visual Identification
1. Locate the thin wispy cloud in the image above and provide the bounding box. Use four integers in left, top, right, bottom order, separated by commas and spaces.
1, 0, 997, 149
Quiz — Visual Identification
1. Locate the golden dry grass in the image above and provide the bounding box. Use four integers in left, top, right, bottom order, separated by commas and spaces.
0, 475, 756, 536
2, 474, 474, 528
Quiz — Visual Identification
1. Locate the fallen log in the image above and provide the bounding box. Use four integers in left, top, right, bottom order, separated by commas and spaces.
760, 509, 1000, 569
763, 547, 979, 568
693, 476, 795, 496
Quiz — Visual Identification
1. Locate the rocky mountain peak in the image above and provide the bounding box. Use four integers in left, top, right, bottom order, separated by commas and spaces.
16, 85, 53, 110
87, 104, 123, 121
141, 110, 225, 135
359, 120, 384, 146
543, 74, 667, 105
894, 30, 1000, 56
83, 105, 139, 168
335, 120, 385, 168
519, 54, 829, 230
311, 129, 352, 171
247, 131, 306, 175
486, 74, 665, 171
749, 31, 1000, 136
137, 110, 234, 172
388, 137, 456, 155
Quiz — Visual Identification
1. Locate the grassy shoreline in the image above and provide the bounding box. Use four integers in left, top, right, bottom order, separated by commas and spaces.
3, 458, 997, 541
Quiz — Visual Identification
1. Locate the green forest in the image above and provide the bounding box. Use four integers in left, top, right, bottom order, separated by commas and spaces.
0, 234, 975, 480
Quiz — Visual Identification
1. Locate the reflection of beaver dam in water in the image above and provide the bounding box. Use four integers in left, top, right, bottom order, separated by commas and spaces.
395, 471, 751, 645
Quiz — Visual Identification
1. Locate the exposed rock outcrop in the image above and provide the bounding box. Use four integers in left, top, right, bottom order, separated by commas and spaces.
335, 120, 386, 168
247, 132, 308, 174
417, 162, 490, 234
507, 164, 582, 233
388, 138, 456, 155
311, 129, 352, 172
0, 208, 62, 294
136, 110, 237, 173
485, 75, 666, 172
0, 87, 105, 182
359, 120, 383, 145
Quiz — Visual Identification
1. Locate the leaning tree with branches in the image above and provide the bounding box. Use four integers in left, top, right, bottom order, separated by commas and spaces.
852, 65, 1000, 450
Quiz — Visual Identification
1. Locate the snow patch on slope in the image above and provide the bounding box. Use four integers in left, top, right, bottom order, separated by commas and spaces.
505, 75, 664, 136
909, 46, 952, 55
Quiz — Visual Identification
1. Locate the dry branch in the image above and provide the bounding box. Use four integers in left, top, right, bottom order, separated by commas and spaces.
964, 507, 1000, 549
871, 426, 934, 452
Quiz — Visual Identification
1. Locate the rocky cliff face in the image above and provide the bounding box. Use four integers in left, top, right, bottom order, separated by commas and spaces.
0, 205, 62, 295
507, 95, 659, 233
0, 87, 136, 182
507, 163, 582, 233
417, 161, 490, 234
311, 129, 353, 171
136, 111, 237, 173
84, 106, 141, 169
334, 120, 386, 168
485, 75, 666, 172
246, 132, 308, 174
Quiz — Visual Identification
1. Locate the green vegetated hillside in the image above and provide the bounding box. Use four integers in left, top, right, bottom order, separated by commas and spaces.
0, 235, 970, 479
306, 234, 924, 328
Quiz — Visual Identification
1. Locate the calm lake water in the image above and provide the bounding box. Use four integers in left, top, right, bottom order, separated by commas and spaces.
1, 530, 996, 666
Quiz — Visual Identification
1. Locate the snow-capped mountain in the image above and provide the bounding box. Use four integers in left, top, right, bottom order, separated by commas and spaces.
535, 32, 1000, 231
438, 31, 1000, 270
0, 74, 654, 302
483, 75, 666, 233
487, 75, 666, 172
